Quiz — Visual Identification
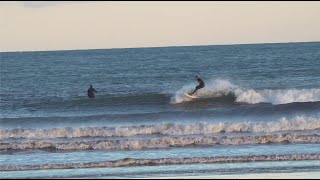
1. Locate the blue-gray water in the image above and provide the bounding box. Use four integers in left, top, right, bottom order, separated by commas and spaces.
0, 42, 320, 178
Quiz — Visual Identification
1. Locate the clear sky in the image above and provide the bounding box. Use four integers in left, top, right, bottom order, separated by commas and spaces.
1, 1, 320, 52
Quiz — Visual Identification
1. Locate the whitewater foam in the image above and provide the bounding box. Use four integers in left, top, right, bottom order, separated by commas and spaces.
1, 133, 320, 151
1, 116, 319, 140
171, 79, 236, 104
171, 79, 320, 105
235, 88, 320, 105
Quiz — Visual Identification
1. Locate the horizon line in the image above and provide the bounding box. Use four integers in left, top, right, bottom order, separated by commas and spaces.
1, 40, 319, 53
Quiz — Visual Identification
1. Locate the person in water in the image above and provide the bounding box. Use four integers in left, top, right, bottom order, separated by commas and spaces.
88, 85, 97, 98
189, 76, 205, 95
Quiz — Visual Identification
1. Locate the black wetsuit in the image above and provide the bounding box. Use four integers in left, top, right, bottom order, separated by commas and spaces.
88, 87, 97, 98
196, 78, 205, 89
191, 78, 205, 95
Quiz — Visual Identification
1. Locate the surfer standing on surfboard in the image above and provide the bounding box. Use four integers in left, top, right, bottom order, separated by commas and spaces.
189, 76, 205, 95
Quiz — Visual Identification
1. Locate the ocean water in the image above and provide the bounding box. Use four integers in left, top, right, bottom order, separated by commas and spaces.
0, 42, 320, 178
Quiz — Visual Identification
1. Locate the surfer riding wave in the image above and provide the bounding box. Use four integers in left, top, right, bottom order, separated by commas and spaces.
189, 75, 205, 96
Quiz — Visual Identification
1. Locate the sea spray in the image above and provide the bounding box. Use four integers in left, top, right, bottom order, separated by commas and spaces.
171, 79, 320, 105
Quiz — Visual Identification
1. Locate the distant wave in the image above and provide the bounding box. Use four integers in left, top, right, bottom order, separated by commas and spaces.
1, 154, 319, 171
171, 79, 320, 105
1, 116, 319, 140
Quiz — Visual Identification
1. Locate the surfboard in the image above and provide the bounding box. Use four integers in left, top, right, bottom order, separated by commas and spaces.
184, 93, 197, 99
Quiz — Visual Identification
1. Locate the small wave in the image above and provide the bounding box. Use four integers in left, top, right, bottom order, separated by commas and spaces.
1, 133, 320, 151
1, 153, 319, 171
1, 116, 319, 140
171, 79, 320, 105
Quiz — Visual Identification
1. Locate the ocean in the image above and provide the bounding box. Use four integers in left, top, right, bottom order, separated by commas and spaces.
0, 42, 320, 178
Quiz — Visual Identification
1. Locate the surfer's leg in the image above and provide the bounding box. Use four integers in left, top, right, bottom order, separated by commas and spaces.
190, 85, 201, 95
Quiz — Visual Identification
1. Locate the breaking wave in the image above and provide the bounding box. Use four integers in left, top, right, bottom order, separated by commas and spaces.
1, 116, 319, 140
171, 79, 320, 105
1, 133, 320, 151
1, 154, 319, 171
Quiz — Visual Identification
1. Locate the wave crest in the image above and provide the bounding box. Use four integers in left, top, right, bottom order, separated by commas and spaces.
1, 133, 320, 151
171, 79, 320, 105
0, 116, 320, 140
235, 88, 320, 105
1, 116, 319, 140
1, 154, 319, 171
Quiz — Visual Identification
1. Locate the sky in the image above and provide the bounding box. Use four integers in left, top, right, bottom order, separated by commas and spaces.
1, 1, 320, 52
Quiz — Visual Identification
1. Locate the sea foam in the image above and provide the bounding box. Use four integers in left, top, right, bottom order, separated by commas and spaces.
171, 79, 320, 105
1, 116, 319, 140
